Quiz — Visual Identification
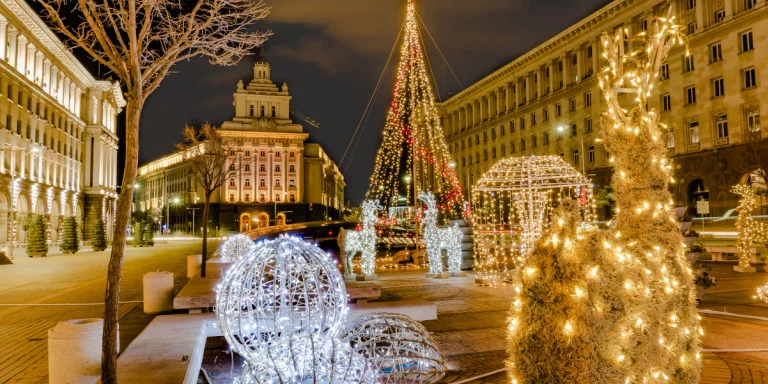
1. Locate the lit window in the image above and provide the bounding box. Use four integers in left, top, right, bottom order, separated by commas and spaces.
588, 146, 595, 163
666, 131, 675, 149
244, 194, 250, 202
746, 106, 761, 132
573, 149, 579, 166
245, 179, 251, 187
660, 63, 670, 80
688, 121, 700, 144
229, 194, 235, 203
688, 22, 697, 35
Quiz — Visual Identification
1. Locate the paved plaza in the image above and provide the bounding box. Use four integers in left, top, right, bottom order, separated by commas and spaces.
3, 240, 768, 383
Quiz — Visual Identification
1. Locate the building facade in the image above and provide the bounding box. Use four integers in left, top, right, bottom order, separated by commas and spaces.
0, 0, 124, 254
439, 0, 768, 218
133, 61, 345, 234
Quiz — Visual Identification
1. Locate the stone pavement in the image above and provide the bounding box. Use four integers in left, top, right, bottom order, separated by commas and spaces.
0, 240, 205, 384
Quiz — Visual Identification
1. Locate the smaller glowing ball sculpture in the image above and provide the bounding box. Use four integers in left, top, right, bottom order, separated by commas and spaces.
235, 334, 376, 384
218, 234, 256, 263
756, 282, 768, 303
216, 235, 349, 362
343, 312, 446, 383
418, 191, 462, 276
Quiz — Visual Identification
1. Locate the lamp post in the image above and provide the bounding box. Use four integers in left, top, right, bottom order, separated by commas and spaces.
187, 207, 201, 236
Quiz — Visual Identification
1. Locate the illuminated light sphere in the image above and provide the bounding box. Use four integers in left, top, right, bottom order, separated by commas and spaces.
216, 235, 349, 362
218, 234, 256, 263
234, 334, 376, 384
342, 312, 446, 383
757, 282, 768, 303
471, 155, 595, 285
418, 191, 463, 275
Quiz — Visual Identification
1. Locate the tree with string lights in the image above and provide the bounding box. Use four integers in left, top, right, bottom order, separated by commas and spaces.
365, 0, 463, 217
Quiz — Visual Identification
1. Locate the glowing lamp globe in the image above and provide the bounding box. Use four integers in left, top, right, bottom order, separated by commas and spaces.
342, 313, 446, 383
216, 235, 349, 361
218, 234, 256, 263
235, 334, 376, 384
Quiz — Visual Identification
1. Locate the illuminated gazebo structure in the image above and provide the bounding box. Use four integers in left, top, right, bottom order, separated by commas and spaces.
471, 155, 595, 285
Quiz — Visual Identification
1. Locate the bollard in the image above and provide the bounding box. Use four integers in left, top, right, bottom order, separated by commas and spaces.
48, 318, 103, 384
187, 254, 202, 278
143, 271, 174, 314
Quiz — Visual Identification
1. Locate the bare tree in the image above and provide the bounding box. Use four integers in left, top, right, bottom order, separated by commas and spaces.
35, 1, 270, 381
178, 123, 238, 277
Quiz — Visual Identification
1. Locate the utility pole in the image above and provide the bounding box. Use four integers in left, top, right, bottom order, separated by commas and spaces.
187, 207, 201, 236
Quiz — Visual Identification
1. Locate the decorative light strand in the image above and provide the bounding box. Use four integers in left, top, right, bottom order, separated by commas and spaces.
419, 191, 462, 275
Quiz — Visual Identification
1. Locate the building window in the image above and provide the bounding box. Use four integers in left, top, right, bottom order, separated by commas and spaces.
275, 151, 281, 158
289, 152, 295, 158
500, 124, 506, 136
531, 112, 537, 126
532, 134, 538, 148
483, 150, 488, 161
746, 106, 761, 133
249, 105, 255, 116
587, 45, 593, 58
689, 121, 700, 144
571, 123, 577, 137
271, 106, 276, 117
275, 194, 281, 202
260, 179, 266, 187
688, 22, 697, 35
641, 18, 648, 31
475, 135, 479, 145
660, 63, 670, 80
520, 138, 526, 151
260, 151, 266, 157
544, 131, 550, 145
511, 142, 516, 153
290, 194, 295, 203
743, 67, 757, 89
483, 131, 488, 143
573, 149, 579, 166
715, 114, 729, 138
245, 179, 251, 187
260, 105, 265, 116
745, 0, 757, 10
710, 42, 722, 63
569, 97, 576, 112
289, 179, 295, 187
520, 117, 526, 130
510, 121, 516, 132
683, 55, 695, 73
685, 86, 697, 105
714, 9, 726, 23
244, 164, 250, 172
491, 127, 497, 140
229, 150, 235, 155
275, 179, 281, 187
275, 165, 281, 172
665, 131, 675, 149
741, 31, 754, 52
289, 164, 295, 173
686, 0, 696, 10
260, 194, 265, 202
712, 77, 725, 98
585, 117, 593, 133
259, 164, 266, 172
229, 194, 235, 203
662, 94, 672, 111
244, 194, 250, 202
229, 164, 235, 171
245, 151, 250, 156
492, 147, 497, 158
588, 146, 595, 163
501, 144, 506, 156
555, 103, 562, 117
543, 108, 549, 121
229, 178, 235, 187
584, 92, 592, 107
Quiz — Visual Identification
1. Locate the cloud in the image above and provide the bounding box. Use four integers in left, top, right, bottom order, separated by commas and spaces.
270, 37, 356, 75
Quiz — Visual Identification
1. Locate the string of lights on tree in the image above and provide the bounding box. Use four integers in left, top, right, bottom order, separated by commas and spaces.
365, 0, 463, 216
732, 181, 768, 272
506, 10, 701, 383
471, 155, 594, 286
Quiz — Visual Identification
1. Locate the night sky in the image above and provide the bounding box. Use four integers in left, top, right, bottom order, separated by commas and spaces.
137, 0, 609, 204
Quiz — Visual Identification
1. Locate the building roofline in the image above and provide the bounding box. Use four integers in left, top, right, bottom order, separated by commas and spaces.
442, 0, 639, 108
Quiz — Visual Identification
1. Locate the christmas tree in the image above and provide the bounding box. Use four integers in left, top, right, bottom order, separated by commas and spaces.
60, 216, 80, 254
132, 221, 145, 247
92, 217, 108, 251
365, 0, 463, 215
26, 214, 48, 257
507, 11, 701, 383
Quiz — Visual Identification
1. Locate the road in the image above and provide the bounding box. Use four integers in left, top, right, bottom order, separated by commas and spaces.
0, 240, 203, 384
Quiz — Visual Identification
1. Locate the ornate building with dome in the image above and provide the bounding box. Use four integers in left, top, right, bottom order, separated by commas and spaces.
133, 60, 345, 234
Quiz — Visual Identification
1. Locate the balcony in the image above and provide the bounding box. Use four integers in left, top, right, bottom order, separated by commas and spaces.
714, 137, 729, 146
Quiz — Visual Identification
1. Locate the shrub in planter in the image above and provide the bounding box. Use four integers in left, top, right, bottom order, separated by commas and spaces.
26, 214, 48, 257
145, 223, 154, 247
132, 222, 145, 247
92, 217, 108, 251
60, 217, 80, 254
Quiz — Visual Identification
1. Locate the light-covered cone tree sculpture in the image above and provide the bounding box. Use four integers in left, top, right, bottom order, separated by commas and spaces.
507, 10, 702, 383
732, 181, 768, 272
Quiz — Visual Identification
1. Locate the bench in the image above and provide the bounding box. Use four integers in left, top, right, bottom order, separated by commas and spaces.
345, 281, 382, 303
348, 299, 437, 321
704, 245, 766, 262
100, 314, 220, 384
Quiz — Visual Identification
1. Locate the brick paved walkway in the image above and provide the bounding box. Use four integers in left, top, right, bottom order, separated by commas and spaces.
0, 241, 203, 384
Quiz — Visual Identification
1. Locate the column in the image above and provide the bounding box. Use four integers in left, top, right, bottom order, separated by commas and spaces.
6, 27, 16, 66
562, 54, 570, 87
549, 61, 556, 93
506, 83, 513, 111
25, 43, 35, 80
536, 69, 543, 98
15, 34, 26, 74
496, 89, 503, 116
515, 80, 522, 106
471, 102, 476, 127
19, 151, 25, 179
695, 4, 704, 32
0, 149, 4, 174
35, 50, 43, 85
576, 48, 583, 83
592, 41, 599, 74
0, 18, 8, 61
42, 59, 51, 92
75, 87, 82, 116
63, 78, 70, 109
524, 76, 531, 103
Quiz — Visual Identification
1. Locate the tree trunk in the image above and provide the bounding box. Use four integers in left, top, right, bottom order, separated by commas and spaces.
101, 97, 142, 384
201, 193, 211, 277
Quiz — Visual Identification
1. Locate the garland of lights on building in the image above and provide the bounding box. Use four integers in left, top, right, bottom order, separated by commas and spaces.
471, 155, 595, 286
506, 10, 701, 383
733, 182, 768, 272
365, 0, 463, 216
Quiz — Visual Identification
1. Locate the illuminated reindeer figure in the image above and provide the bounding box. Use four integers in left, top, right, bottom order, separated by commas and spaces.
418, 191, 463, 276
338, 200, 381, 278
733, 181, 768, 271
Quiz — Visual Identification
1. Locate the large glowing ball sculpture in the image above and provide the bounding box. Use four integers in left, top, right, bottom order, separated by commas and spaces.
234, 334, 376, 384
215, 235, 349, 362
218, 234, 256, 263
342, 313, 446, 383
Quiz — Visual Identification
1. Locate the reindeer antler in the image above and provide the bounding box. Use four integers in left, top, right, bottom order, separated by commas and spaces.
417, 191, 437, 210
